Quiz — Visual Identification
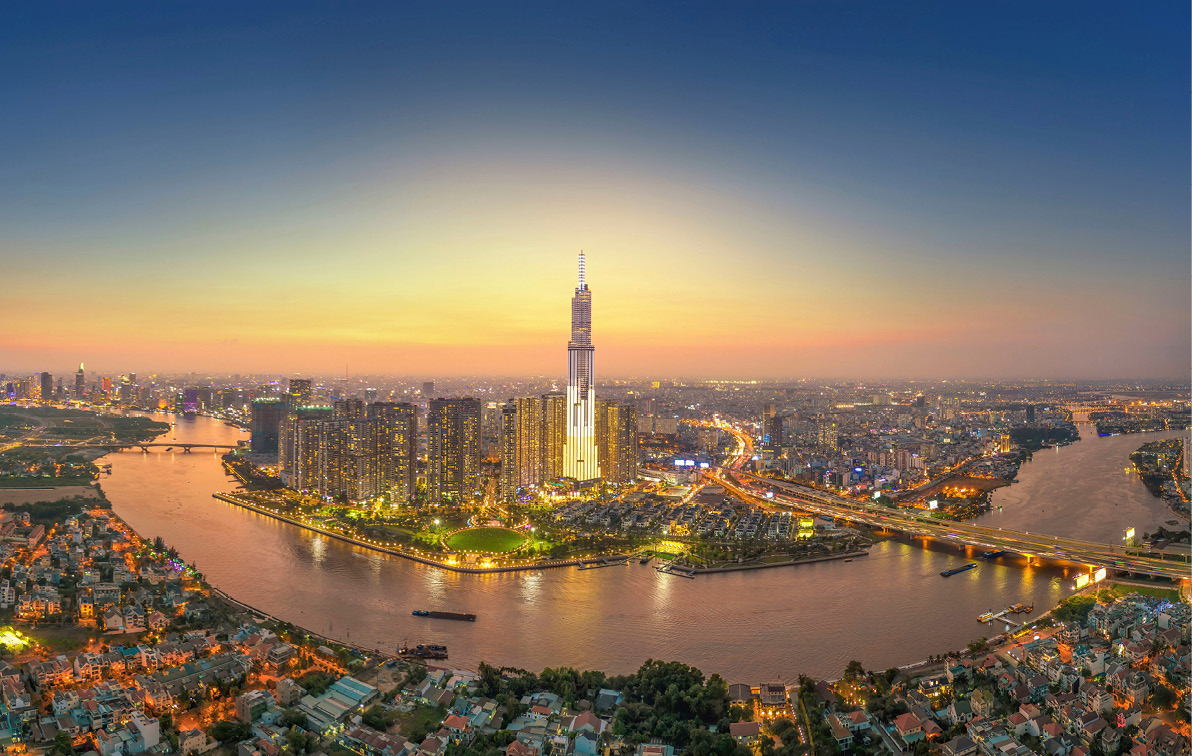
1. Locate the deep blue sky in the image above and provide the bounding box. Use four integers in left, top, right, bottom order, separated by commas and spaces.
2, 2, 1188, 378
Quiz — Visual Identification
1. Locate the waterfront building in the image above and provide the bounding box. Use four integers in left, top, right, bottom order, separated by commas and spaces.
515, 396, 543, 487
370, 402, 417, 501
320, 417, 377, 502
500, 403, 519, 501
288, 378, 313, 406
540, 391, 566, 481
563, 253, 600, 482
250, 398, 285, 454
74, 364, 85, 399
427, 397, 482, 504
279, 405, 333, 491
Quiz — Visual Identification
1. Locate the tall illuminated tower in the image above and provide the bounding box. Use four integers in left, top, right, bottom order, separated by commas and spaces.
564, 252, 600, 481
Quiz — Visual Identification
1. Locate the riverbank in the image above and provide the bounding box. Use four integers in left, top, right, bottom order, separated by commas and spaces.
213, 491, 613, 574
686, 550, 868, 574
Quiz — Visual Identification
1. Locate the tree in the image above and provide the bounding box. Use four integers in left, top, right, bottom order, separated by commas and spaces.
209, 720, 253, 743
281, 708, 309, 728
843, 660, 865, 682
53, 730, 73, 756
287, 730, 310, 753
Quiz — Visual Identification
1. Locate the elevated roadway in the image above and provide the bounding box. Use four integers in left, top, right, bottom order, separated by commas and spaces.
712, 469, 1188, 579
707, 423, 1187, 580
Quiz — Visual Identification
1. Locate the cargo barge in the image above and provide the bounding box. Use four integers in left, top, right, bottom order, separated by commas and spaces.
940, 563, 977, 577
412, 610, 476, 622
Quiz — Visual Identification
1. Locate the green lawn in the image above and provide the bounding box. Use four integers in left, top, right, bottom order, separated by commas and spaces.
445, 527, 527, 553
1107, 584, 1182, 602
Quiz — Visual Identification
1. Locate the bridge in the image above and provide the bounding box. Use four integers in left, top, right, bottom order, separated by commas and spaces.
711, 468, 1189, 580
22, 442, 239, 454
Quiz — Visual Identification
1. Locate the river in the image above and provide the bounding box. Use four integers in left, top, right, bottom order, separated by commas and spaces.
96, 415, 1175, 682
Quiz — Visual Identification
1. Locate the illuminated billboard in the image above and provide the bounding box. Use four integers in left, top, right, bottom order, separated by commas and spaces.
1074, 574, 1090, 589
1093, 567, 1107, 582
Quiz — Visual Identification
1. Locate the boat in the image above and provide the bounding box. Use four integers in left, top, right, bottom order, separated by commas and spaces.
1010, 603, 1034, 613
415, 611, 477, 622
978, 611, 995, 622
981, 550, 1006, 559
940, 563, 977, 577
844, 558, 853, 563
398, 644, 448, 659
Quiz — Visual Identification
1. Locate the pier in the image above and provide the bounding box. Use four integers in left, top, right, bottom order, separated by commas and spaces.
978, 607, 1028, 630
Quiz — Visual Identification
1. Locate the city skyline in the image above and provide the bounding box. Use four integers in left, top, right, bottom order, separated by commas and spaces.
2, 3, 1188, 380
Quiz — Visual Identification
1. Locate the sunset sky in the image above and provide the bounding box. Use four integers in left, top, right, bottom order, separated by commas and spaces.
2, 3, 1188, 379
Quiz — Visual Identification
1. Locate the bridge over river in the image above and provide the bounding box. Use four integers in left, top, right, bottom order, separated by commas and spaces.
22, 442, 239, 453
715, 468, 1190, 580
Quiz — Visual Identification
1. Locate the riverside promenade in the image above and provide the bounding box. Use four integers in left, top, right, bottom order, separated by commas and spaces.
212, 492, 607, 575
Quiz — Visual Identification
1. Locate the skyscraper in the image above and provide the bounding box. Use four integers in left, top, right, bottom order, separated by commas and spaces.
563, 253, 600, 482
427, 398, 481, 504
514, 396, 543, 487
279, 405, 334, 491
499, 403, 519, 501
762, 402, 782, 450
371, 402, 417, 501
288, 378, 313, 406
596, 400, 639, 484
39, 372, 53, 402
540, 391, 566, 481
250, 398, 285, 454
422, 381, 435, 397
74, 364, 85, 399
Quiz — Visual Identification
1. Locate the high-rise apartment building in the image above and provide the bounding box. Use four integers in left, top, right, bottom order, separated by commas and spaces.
499, 403, 519, 501
250, 398, 285, 454
371, 402, 417, 501
427, 398, 481, 504
815, 418, 838, 449
514, 396, 542, 487
596, 400, 639, 484
288, 378, 313, 406
563, 253, 600, 481
540, 391, 566, 481
762, 402, 781, 449
279, 405, 334, 491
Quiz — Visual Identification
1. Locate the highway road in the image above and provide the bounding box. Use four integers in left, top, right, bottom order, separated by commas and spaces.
708, 423, 1189, 580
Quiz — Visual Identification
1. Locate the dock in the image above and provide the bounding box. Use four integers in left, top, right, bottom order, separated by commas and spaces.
577, 556, 630, 570
978, 607, 1028, 629
655, 562, 696, 578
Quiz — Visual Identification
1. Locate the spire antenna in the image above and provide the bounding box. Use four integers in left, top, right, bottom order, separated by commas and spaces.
578, 251, 586, 289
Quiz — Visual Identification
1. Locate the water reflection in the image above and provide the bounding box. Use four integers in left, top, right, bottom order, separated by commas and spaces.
98, 412, 1161, 681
